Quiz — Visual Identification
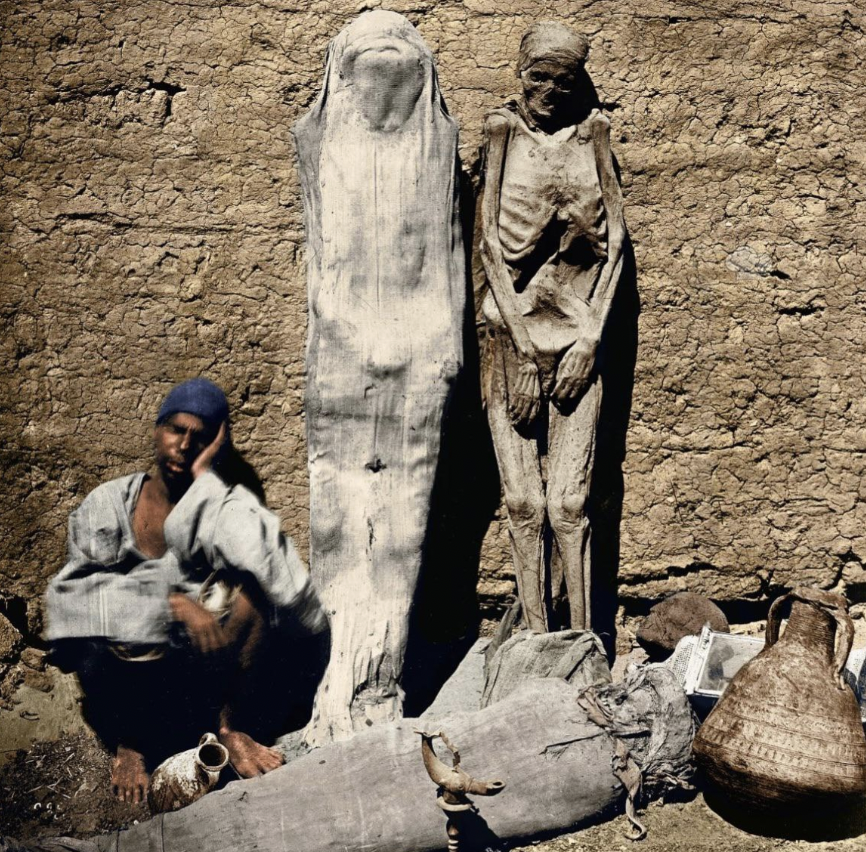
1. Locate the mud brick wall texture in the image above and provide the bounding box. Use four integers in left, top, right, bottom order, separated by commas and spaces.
2, 0, 865, 641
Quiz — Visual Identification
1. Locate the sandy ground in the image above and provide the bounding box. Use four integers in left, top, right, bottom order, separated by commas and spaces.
0, 732, 148, 841
513, 796, 866, 852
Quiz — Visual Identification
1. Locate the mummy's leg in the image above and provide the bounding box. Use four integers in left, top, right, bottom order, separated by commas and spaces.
547, 377, 602, 631
486, 366, 548, 632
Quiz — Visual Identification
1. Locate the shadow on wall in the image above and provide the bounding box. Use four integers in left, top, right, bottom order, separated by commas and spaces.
403, 165, 502, 716
216, 444, 267, 505
586, 233, 639, 660
552, 67, 639, 659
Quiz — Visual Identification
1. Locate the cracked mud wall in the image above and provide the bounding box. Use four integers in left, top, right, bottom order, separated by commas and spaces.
2, 0, 866, 647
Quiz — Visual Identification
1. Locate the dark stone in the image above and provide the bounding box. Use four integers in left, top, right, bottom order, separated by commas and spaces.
636, 592, 729, 660
0, 614, 22, 664
20, 648, 46, 672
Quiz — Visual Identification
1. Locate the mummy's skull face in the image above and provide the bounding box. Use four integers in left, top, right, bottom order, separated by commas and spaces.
520, 59, 580, 125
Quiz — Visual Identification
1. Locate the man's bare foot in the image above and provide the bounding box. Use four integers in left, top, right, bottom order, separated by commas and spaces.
219, 729, 284, 777
111, 744, 149, 803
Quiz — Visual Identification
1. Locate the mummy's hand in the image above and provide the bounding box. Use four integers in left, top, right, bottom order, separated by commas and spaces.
553, 338, 597, 404
509, 359, 541, 427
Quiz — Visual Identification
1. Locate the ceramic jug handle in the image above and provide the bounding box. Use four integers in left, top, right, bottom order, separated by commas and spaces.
764, 593, 792, 647
832, 607, 855, 689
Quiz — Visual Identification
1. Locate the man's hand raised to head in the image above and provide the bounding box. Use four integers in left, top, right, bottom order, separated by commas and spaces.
191, 421, 228, 479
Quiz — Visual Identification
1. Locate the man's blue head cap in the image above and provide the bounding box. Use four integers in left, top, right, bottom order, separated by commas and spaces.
156, 378, 229, 427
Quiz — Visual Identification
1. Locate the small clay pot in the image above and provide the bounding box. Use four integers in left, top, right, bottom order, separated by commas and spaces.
148, 733, 229, 814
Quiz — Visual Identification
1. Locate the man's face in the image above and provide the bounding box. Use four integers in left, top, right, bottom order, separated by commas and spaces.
520, 59, 580, 125
153, 412, 215, 483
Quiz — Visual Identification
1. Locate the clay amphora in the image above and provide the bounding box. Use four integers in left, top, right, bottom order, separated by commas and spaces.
693, 587, 866, 814
148, 733, 230, 814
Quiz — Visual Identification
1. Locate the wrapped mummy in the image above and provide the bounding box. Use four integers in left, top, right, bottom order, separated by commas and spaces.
293, 11, 465, 745
7, 669, 695, 852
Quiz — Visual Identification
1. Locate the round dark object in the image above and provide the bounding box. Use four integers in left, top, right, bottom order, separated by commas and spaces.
636, 592, 728, 660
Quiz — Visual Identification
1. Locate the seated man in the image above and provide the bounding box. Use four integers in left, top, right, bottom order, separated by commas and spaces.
46, 378, 327, 803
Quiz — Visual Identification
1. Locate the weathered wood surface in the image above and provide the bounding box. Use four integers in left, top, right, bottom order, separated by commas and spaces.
293, 11, 466, 745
